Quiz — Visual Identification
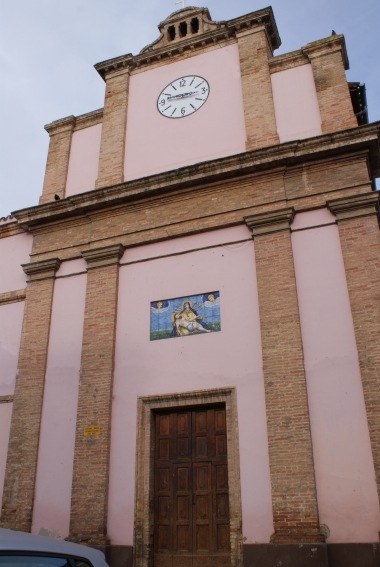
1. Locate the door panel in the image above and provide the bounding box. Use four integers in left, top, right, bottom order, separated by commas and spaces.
154, 407, 230, 566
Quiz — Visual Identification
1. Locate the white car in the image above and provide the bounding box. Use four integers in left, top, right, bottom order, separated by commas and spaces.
0, 529, 108, 567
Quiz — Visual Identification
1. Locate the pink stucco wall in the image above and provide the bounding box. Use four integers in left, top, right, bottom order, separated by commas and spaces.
0, 232, 32, 293
0, 301, 25, 397
32, 261, 87, 537
124, 45, 246, 181
271, 64, 322, 142
0, 295, 27, 516
292, 209, 380, 542
65, 124, 102, 197
0, 403, 13, 514
108, 226, 274, 545
0, 300, 25, 516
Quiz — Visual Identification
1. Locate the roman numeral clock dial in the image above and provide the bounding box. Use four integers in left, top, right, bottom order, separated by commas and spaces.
157, 75, 210, 118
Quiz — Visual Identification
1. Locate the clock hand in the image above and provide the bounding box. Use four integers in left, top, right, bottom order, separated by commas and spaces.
167, 91, 199, 100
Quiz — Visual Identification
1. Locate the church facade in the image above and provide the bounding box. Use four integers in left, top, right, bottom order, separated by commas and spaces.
1, 6, 380, 567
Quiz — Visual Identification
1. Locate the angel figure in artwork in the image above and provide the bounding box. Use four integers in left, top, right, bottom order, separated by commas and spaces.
172, 300, 211, 336
151, 299, 169, 313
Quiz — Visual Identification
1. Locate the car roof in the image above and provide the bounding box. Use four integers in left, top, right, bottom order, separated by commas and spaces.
0, 529, 108, 567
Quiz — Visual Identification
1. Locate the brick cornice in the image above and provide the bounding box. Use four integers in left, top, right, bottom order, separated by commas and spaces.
0, 217, 23, 237
235, 24, 266, 39
44, 115, 76, 136
270, 49, 309, 74
244, 208, 295, 236
74, 108, 103, 131
22, 258, 61, 281
302, 34, 349, 70
81, 244, 125, 269
45, 110, 103, 135
11, 122, 380, 231
327, 192, 379, 221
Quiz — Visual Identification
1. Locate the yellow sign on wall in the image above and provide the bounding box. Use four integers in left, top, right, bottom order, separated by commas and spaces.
84, 425, 101, 436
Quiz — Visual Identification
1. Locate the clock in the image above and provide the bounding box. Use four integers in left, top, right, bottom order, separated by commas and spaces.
157, 75, 210, 118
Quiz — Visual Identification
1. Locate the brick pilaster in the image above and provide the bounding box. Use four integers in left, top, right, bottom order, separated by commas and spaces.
95, 69, 130, 189
69, 244, 124, 545
237, 27, 279, 151
40, 116, 76, 204
328, 192, 380, 502
244, 209, 323, 543
303, 37, 357, 134
0, 258, 61, 530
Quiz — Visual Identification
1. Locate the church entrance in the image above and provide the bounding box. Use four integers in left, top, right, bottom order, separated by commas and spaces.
154, 406, 231, 567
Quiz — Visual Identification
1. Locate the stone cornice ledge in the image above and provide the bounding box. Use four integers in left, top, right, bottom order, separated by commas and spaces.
0, 289, 26, 306
0, 216, 23, 238
245, 208, 295, 236
0, 395, 14, 404
327, 192, 379, 221
23, 258, 61, 281
44, 115, 76, 135
12, 122, 380, 231
302, 34, 349, 70
82, 244, 125, 270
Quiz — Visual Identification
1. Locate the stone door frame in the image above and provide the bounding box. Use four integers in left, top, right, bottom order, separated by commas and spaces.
134, 387, 242, 567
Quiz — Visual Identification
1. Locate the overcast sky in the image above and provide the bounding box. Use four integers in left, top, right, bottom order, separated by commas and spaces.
1, 0, 379, 217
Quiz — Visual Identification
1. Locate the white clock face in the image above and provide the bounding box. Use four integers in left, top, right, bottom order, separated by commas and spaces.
157, 75, 210, 119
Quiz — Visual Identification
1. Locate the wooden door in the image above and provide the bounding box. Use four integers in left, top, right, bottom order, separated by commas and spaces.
154, 407, 230, 567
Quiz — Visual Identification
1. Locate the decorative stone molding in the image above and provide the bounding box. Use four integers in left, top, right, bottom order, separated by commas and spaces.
0, 289, 26, 306
74, 108, 103, 131
13, 122, 380, 231
95, 7, 280, 79
95, 55, 134, 81
0, 214, 17, 225
302, 34, 349, 70
0, 219, 23, 238
244, 208, 295, 237
44, 115, 76, 136
327, 192, 379, 221
81, 244, 125, 270
22, 258, 61, 282
269, 49, 310, 74
0, 396, 14, 404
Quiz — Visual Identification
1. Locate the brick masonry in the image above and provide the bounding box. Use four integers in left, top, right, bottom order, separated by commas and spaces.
328, 193, 380, 504
304, 38, 357, 133
237, 27, 279, 150
40, 117, 76, 204
69, 245, 124, 545
245, 209, 323, 543
0, 259, 61, 530
95, 70, 130, 189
